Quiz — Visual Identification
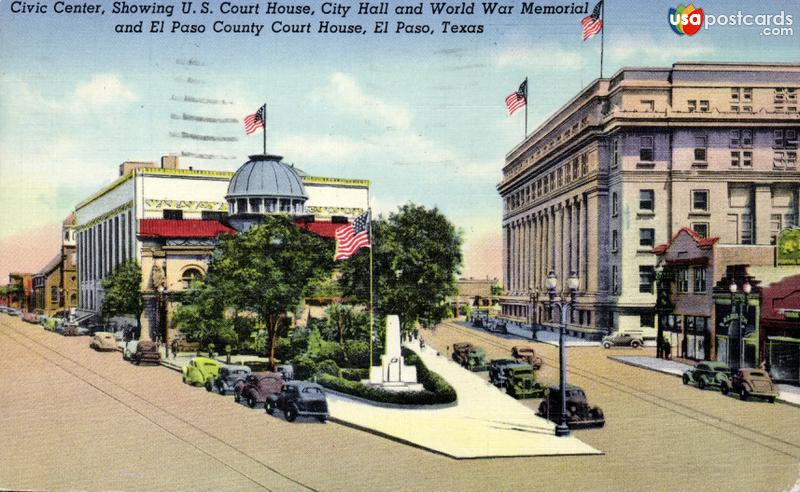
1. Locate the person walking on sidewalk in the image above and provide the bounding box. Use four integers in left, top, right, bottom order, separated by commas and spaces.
663, 337, 672, 360
171, 338, 178, 359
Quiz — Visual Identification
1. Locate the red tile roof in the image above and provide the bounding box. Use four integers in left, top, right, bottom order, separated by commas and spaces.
653, 227, 719, 255
293, 220, 345, 239
139, 219, 236, 238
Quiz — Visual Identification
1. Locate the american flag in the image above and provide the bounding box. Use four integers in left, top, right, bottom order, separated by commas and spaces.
335, 210, 371, 260
581, 1, 603, 41
505, 80, 527, 116
244, 104, 266, 135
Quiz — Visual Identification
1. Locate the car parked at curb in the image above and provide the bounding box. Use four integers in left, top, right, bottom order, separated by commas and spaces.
537, 384, 605, 429
266, 381, 329, 422
452, 342, 490, 371
511, 345, 544, 370
234, 372, 283, 408
90, 332, 118, 351
682, 361, 731, 390
721, 368, 779, 402
213, 364, 252, 394
601, 332, 644, 349
505, 365, 546, 399
122, 340, 139, 360
130, 340, 161, 365
7, 308, 22, 316
182, 357, 223, 390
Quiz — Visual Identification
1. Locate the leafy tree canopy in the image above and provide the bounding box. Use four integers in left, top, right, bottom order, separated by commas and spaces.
101, 260, 144, 334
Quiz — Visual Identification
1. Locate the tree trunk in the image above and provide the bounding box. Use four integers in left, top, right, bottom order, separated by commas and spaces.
268, 316, 278, 371
135, 313, 143, 340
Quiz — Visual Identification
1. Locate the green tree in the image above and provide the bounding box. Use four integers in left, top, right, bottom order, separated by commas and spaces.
339, 203, 462, 333
207, 217, 335, 369
101, 260, 144, 337
173, 281, 234, 352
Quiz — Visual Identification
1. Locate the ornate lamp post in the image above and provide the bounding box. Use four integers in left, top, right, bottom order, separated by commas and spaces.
528, 288, 539, 341
729, 280, 751, 369
546, 270, 580, 437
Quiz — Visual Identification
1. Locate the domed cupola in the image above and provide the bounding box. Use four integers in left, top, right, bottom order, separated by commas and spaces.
226, 154, 308, 217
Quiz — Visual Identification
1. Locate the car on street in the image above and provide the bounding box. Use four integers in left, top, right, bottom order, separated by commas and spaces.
90, 332, 118, 351
276, 363, 294, 381
234, 372, 284, 408
64, 323, 88, 336
182, 357, 223, 390
489, 359, 525, 387
511, 345, 544, 370
537, 384, 605, 429
601, 332, 644, 349
7, 308, 22, 316
213, 364, 252, 394
266, 381, 329, 422
122, 340, 139, 360
130, 340, 161, 365
721, 368, 779, 402
452, 342, 490, 371
22, 311, 40, 323
504, 365, 546, 399
682, 361, 731, 390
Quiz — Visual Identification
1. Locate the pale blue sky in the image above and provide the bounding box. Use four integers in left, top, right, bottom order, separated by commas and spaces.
1, 0, 798, 280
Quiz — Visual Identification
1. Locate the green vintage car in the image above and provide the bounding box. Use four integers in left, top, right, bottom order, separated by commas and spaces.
182, 357, 223, 390
682, 361, 731, 390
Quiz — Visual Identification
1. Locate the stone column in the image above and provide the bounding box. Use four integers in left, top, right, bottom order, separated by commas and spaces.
586, 192, 600, 293
754, 185, 772, 245
503, 224, 510, 293
554, 204, 563, 287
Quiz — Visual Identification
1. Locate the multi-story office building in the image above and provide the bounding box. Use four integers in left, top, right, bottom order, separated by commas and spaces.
498, 62, 799, 338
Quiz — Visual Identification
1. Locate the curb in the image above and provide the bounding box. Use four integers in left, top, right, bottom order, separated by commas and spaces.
608, 356, 800, 409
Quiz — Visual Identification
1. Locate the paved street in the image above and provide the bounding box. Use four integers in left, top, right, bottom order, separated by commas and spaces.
1, 314, 799, 491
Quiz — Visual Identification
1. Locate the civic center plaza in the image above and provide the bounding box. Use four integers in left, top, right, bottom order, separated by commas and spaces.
73, 152, 369, 341
498, 63, 800, 379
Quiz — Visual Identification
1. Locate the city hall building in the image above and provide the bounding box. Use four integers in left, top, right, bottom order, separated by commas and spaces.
74, 154, 369, 338
498, 62, 799, 339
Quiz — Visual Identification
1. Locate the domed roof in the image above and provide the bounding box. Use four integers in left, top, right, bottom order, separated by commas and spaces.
226, 154, 308, 200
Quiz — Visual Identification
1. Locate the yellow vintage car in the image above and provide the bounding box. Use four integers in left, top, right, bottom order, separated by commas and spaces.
182, 357, 223, 390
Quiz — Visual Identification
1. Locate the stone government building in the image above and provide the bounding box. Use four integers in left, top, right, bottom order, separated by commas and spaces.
498, 62, 799, 339
74, 153, 369, 339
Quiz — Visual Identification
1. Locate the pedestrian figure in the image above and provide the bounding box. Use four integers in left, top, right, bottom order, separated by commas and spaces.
419, 337, 425, 349
413, 328, 419, 340
171, 338, 178, 358
663, 337, 672, 360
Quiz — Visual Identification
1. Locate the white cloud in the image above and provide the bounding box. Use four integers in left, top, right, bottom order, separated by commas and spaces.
496, 45, 585, 69
72, 73, 137, 109
324, 72, 413, 131
0, 73, 137, 116
609, 35, 716, 64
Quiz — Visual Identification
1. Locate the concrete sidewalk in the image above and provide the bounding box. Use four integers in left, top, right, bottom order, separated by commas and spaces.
610, 355, 800, 407
326, 339, 601, 459
451, 320, 600, 347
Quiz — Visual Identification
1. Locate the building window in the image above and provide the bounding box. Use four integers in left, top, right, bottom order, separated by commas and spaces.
692, 190, 709, 212
612, 230, 619, 252
688, 100, 697, 112
741, 214, 754, 244
612, 192, 619, 216
612, 265, 619, 294
51, 286, 59, 303
770, 213, 783, 243
694, 136, 707, 162
201, 211, 226, 221
639, 266, 655, 294
639, 228, 655, 248
612, 138, 620, 168
640, 136, 654, 161
641, 313, 655, 328
640, 99, 655, 112
742, 130, 753, 147
163, 209, 183, 220
581, 153, 588, 174
181, 268, 204, 289
678, 268, 689, 293
731, 151, 741, 167
639, 189, 655, 211
699, 100, 709, 112
692, 222, 709, 238
743, 151, 753, 167
693, 267, 707, 293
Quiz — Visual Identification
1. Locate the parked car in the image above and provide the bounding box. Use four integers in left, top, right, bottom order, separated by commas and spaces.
7, 308, 22, 316
485, 320, 507, 334
511, 345, 544, 370
64, 323, 88, 336
489, 359, 524, 387
537, 384, 605, 429
213, 364, 252, 394
234, 372, 284, 408
276, 363, 294, 381
471, 317, 485, 328
42, 317, 58, 331
182, 357, 223, 390
601, 332, 644, 349
90, 332, 118, 351
122, 340, 139, 360
721, 368, 779, 402
266, 381, 329, 422
682, 361, 731, 390
505, 365, 546, 399
452, 342, 490, 371
131, 340, 161, 365
22, 311, 40, 323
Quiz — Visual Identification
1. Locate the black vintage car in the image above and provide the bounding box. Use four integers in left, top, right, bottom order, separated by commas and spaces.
537, 384, 605, 429
213, 364, 252, 394
266, 381, 329, 422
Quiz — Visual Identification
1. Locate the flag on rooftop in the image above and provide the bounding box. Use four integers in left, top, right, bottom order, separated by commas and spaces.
335, 210, 371, 260
244, 104, 266, 135
505, 80, 527, 116
582, 1, 603, 41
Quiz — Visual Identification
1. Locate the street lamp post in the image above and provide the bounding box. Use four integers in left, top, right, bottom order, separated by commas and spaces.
729, 280, 751, 370
528, 288, 539, 341
546, 270, 580, 438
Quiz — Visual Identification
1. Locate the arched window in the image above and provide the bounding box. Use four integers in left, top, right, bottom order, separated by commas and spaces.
181, 268, 204, 289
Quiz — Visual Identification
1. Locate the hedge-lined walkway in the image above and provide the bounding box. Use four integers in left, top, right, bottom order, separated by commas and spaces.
325, 339, 600, 459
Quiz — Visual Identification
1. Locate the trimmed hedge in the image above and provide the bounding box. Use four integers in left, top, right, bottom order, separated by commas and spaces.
316, 348, 456, 405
